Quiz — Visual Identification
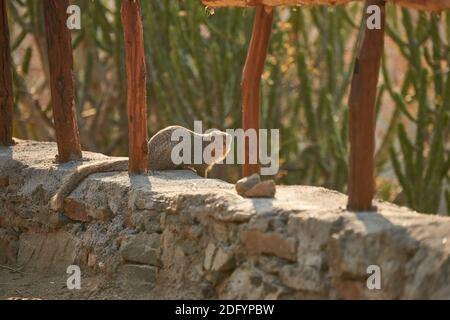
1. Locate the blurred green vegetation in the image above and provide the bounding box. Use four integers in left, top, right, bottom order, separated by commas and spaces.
6, 0, 450, 214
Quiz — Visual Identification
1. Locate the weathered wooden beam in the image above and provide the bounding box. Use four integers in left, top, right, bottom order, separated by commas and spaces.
43, 0, 82, 162
242, 6, 273, 177
202, 0, 450, 11
121, 0, 149, 174
347, 0, 385, 211
0, 0, 14, 146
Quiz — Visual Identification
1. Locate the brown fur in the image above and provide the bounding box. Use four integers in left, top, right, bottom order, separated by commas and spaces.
50, 126, 231, 212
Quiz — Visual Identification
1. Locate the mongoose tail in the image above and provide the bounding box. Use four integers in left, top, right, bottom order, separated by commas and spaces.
50, 126, 232, 213
50, 159, 128, 212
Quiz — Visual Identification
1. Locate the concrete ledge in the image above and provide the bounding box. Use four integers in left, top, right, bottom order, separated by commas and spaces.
1, 140, 450, 299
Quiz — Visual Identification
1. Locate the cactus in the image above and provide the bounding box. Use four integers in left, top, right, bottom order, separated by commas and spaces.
6, 0, 449, 213
386, 9, 450, 214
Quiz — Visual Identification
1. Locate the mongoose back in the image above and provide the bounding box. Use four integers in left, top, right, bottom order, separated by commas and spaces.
50, 126, 231, 212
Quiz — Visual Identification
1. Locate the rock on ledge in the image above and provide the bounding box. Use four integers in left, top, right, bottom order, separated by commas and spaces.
1, 140, 450, 299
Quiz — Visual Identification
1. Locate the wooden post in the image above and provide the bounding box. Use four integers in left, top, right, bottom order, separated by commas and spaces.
347, 0, 385, 211
121, 0, 148, 174
0, 0, 14, 146
242, 6, 273, 177
43, 0, 82, 162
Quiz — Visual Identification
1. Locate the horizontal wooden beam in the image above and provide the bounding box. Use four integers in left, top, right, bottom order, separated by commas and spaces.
202, 0, 450, 11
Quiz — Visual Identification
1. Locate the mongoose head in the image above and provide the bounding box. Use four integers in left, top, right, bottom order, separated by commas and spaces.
203, 130, 232, 164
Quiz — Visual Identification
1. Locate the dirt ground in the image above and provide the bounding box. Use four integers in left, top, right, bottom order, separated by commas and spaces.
0, 266, 203, 300
0, 268, 158, 300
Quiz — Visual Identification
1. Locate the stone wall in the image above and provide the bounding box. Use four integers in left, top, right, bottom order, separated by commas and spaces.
1, 140, 450, 299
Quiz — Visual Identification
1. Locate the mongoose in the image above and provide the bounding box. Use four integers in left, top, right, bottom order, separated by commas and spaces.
50, 126, 232, 212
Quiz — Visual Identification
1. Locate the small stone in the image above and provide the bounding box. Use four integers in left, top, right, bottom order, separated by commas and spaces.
160, 212, 167, 228
212, 247, 235, 272
86, 204, 114, 222
17, 232, 79, 272
145, 221, 162, 234
62, 199, 89, 222
120, 233, 160, 266
143, 210, 162, 233
47, 212, 71, 229
245, 180, 276, 198
126, 211, 145, 230
87, 253, 97, 267
279, 264, 325, 293
135, 198, 156, 211
63, 198, 113, 222
241, 230, 297, 261
188, 225, 203, 240
120, 264, 157, 284
200, 283, 216, 298
0, 176, 9, 188
204, 242, 217, 271
235, 174, 261, 196
0, 229, 18, 265
256, 256, 285, 275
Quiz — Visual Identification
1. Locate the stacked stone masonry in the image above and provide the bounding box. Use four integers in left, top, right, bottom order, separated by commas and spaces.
1, 140, 450, 299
